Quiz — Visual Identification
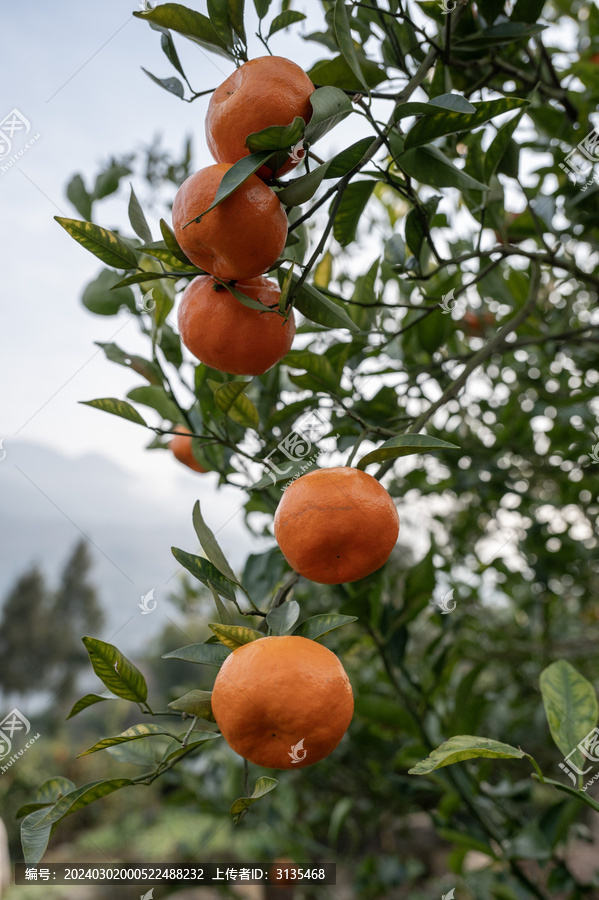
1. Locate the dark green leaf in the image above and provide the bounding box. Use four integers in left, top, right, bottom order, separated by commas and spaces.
128, 185, 152, 243
55, 217, 138, 269
398, 145, 489, 192
171, 547, 238, 602
394, 94, 477, 121
95, 342, 163, 385
333, 181, 375, 246
93, 164, 131, 200
325, 137, 377, 178
266, 600, 300, 635
293, 613, 358, 641
284, 349, 338, 392
540, 660, 598, 770
207, 0, 234, 48
290, 273, 359, 332
404, 98, 529, 151
357, 434, 459, 469
253, 0, 272, 18
230, 776, 278, 822
212, 381, 260, 428
485, 109, 526, 181
21, 809, 54, 865
308, 53, 386, 92
268, 10, 306, 36
192, 500, 239, 583
158, 27, 187, 77
133, 3, 233, 58
142, 69, 185, 98
454, 21, 546, 50
67, 693, 112, 720
78, 724, 176, 757
34, 779, 134, 829
384, 233, 406, 268
189, 151, 275, 221
159, 218, 192, 264
208, 622, 264, 649
161, 732, 221, 764
80, 397, 147, 427
277, 162, 331, 207
127, 385, 184, 424
409, 735, 526, 775
66, 174, 92, 220
163, 642, 231, 665
16, 778, 77, 820
82, 269, 136, 316
304, 86, 353, 145
168, 689, 216, 721
333, 0, 367, 89
228, 0, 246, 42
82, 636, 148, 703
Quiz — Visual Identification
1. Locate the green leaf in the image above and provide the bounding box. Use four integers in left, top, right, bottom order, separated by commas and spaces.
268, 10, 306, 36
128, 185, 152, 243
80, 398, 147, 427
404, 196, 441, 260
95, 342, 163, 385
325, 137, 377, 178
66, 174, 92, 220
212, 381, 260, 429
384, 233, 406, 268
398, 145, 490, 192
133, 3, 233, 58
230, 776, 278, 823
266, 600, 300, 635
163, 642, 230, 665
253, 0, 272, 18
409, 735, 526, 775
228, 0, 246, 42
192, 500, 239, 583
55, 217, 138, 269
78, 724, 176, 757
127, 385, 184, 424
284, 349, 338, 392
21, 809, 54, 865
107, 739, 164, 767
161, 732, 221, 765
333, 181, 375, 246
159, 218, 192, 265
404, 98, 529, 151
454, 21, 546, 50
217, 278, 275, 311
245, 118, 306, 172
16, 778, 77, 820
171, 547, 239, 602
93, 163, 131, 200
207, 0, 234, 48
190, 151, 275, 221
277, 162, 331, 207
357, 434, 459, 469
82, 636, 148, 703
394, 94, 477, 121
290, 273, 359, 332
157, 26, 187, 77
34, 779, 134, 829
141, 239, 188, 269
142, 69, 185, 98
293, 613, 358, 641
82, 268, 136, 316
304, 86, 353, 145
308, 54, 387, 92
210, 585, 235, 625
540, 660, 599, 769
208, 623, 263, 649
67, 692, 113, 720
168, 689, 216, 721
484, 109, 526, 181
333, 0, 367, 89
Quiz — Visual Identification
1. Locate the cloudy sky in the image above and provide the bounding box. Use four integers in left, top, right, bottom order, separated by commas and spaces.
0, 1, 348, 650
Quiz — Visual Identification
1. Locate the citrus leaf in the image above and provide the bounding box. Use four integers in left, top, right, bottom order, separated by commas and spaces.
159, 218, 192, 265
208, 623, 263, 649
404, 98, 529, 151
82, 636, 148, 703
485, 109, 526, 181
213, 381, 260, 429
82, 268, 136, 316
454, 20, 546, 50
284, 349, 338, 392
230, 776, 278, 822
133, 3, 233, 58
207, 0, 234, 48
171, 547, 239, 602
55, 217, 138, 269
293, 613, 358, 641
409, 735, 526, 775
66, 173, 92, 220
325, 137, 377, 178
357, 434, 459, 469
190, 151, 275, 220
216, 278, 275, 311
289, 272, 359, 332
168, 689, 216, 721
245, 118, 306, 172
333, 181, 375, 246
95, 342, 163, 385
161, 732, 221, 764
393, 94, 476, 121
21, 809, 54, 865
163, 642, 230, 665
266, 600, 300, 635
333, 0, 367, 90
80, 398, 147, 427
268, 10, 306, 36
253, 0, 272, 18
78, 724, 177, 757
67, 692, 113, 720
228, 0, 246, 42
304, 85, 353, 145
540, 660, 598, 770
277, 161, 331, 207
142, 69, 185, 98
398, 145, 490, 192
192, 500, 239, 583
308, 53, 386, 92
127, 386, 184, 424
16, 778, 77, 820
210, 585, 235, 625
33, 779, 134, 829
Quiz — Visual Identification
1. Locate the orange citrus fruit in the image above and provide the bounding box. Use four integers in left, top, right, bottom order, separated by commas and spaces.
178, 275, 295, 375
205, 56, 315, 179
172, 163, 287, 281
169, 425, 207, 473
211, 635, 353, 769
274, 467, 399, 584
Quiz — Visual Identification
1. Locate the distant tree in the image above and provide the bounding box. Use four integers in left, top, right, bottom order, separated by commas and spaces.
47, 540, 104, 703
0, 566, 49, 695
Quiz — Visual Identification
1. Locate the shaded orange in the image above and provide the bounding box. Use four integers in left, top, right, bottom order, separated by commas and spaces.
211, 636, 353, 769
206, 56, 315, 179
172, 164, 287, 280
274, 466, 399, 584
178, 275, 295, 375
169, 425, 207, 473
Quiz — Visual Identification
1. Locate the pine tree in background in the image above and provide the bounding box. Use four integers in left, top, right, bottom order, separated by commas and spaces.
0, 567, 49, 695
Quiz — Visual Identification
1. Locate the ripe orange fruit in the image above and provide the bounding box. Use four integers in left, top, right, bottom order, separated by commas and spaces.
169, 425, 207, 473
274, 467, 399, 584
211, 635, 353, 769
206, 56, 315, 179
172, 164, 287, 281
178, 275, 295, 375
